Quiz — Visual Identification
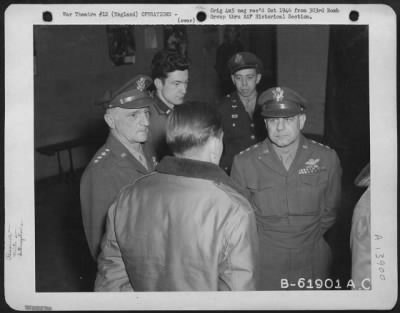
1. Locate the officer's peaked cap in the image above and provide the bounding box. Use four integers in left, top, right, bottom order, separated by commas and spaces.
258, 86, 307, 118
100, 75, 154, 109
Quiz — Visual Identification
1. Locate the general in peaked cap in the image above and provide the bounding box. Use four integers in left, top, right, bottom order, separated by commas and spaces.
227, 51, 263, 75
258, 86, 307, 118
102, 75, 154, 109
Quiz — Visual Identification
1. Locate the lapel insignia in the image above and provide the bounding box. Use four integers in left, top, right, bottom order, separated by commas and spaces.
299, 158, 321, 174
152, 156, 158, 167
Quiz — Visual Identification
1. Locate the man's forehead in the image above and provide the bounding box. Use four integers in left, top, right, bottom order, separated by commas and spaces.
166, 69, 189, 81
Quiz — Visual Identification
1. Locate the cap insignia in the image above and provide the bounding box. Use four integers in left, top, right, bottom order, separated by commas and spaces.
234, 53, 243, 64
272, 87, 284, 102
136, 77, 146, 92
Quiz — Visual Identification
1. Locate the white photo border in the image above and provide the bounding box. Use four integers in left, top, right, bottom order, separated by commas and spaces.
4, 3, 397, 310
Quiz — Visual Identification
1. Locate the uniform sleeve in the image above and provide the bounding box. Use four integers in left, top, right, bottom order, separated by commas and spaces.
80, 169, 120, 260
321, 150, 342, 233
94, 201, 133, 292
350, 187, 371, 289
230, 156, 247, 189
219, 207, 259, 291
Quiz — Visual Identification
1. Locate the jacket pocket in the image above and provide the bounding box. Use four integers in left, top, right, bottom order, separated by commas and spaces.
296, 173, 322, 215
248, 182, 283, 217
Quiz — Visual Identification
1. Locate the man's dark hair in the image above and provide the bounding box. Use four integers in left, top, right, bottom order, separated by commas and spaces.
151, 50, 189, 81
166, 101, 223, 155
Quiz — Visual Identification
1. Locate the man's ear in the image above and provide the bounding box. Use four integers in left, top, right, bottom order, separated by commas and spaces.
299, 114, 306, 130
154, 78, 163, 91
104, 112, 115, 129
256, 73, 262, 84
209, 136, 223, 164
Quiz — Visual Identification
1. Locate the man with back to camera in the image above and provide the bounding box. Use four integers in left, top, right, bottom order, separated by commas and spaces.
95, 101, 259, 291
146, 49, 189, 162
231, 86, 342, 290
218, 51, 267, 174
80, 75, 156, 262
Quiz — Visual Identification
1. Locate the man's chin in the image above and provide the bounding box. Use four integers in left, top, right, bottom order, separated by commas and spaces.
271, 139, 291, 148
134, 133, 148, 143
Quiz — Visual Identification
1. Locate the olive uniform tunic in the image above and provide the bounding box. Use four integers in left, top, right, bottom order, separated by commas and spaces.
80, 134, 155, 260
218, 91, 266, 173
231, 135, 342, 290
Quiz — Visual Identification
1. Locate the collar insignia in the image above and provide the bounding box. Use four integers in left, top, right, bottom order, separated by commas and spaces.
152, 156, 158, 167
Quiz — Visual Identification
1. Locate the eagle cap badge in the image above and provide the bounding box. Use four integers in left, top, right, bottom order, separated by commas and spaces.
272, 87, 284, 102
234, 53, 243, 64
136, 77, 146, 92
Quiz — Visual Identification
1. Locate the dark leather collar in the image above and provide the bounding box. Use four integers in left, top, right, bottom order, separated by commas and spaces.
156, 156, 248, 198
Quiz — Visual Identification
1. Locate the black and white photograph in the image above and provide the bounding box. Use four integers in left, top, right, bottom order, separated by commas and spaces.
4, 3, 397, 311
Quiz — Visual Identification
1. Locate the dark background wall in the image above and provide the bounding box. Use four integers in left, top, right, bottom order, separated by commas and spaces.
34, 25, 364, 180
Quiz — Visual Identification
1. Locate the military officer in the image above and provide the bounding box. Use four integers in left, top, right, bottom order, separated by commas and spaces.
218, 51, 267, 174
80, 75, 156, 261
147, 50, 190, 162
231, 86, 342, 290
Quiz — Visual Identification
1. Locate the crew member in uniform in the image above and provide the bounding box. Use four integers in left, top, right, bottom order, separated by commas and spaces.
80, 75, 156, 262
231, 86, 342, 290
218, 52, 266, 174
147, 50, 190, 162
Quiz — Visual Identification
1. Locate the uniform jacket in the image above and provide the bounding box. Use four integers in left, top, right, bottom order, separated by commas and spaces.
350, 186, 371, 290
95, 156, 259, 291
218, 91, 266, 173
80, 133, 155, 260
231, 135, 342, 290
145, 95, 172, 162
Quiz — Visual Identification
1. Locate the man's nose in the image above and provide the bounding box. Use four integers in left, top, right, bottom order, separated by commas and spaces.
181, 83, 188, 94
276, 118, 285, 130
141, 114, 150, 126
